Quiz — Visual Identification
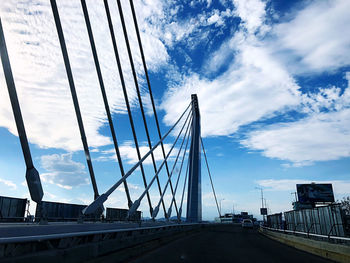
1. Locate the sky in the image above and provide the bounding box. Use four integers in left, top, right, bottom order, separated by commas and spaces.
0, 0, 349, 220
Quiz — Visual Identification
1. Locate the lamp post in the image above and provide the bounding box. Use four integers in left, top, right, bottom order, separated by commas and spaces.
232, 202, 235, 224
255, 187, 265, 223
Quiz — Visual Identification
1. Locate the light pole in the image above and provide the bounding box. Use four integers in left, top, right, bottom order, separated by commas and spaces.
219, 198, 225, 217
255, 187, 265, 223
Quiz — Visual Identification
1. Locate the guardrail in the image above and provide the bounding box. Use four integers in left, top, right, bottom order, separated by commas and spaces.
0, 222, 198, 244
260, 225, 350, 243
0, 222, 202, 261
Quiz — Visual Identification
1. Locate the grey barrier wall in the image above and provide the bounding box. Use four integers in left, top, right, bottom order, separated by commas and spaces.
283, 204, 346, 237
35, 201, 141, 222
35, 201, 91, 221
106, 208, 141, 221
0, 196, 27, 221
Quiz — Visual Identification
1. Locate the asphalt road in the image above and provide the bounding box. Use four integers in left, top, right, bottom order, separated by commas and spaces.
130, 224, 331, 263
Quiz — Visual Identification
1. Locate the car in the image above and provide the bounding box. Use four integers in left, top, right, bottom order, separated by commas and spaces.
241, 219, 254, 228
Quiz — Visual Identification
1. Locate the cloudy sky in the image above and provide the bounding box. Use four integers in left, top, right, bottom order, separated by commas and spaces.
0, 0, 349, 220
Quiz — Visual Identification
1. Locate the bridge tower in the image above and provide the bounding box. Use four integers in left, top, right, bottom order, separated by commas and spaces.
186, 94, 202, 222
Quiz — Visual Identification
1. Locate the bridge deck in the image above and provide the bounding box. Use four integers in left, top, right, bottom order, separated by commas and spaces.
126, 224, 331, 263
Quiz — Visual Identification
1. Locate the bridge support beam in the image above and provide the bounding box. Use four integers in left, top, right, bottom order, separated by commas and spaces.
0, 19, 43, 205
186, 94, 202, 222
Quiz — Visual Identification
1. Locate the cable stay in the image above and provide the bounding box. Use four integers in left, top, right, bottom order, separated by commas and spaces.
116, 0, 168, 218
151, 114, 192, 219
0, 18, 43, 205
51, 0, 100, 200
167, 125, 192, 219
80, 0, 133, 208
128, 0, 180, 217
104, 0, 153, 216
2, 0, 205, 224
127, 109, 192, 217
201, 137, 221, 217
178, 157, 190, 220
83, 103, 191, 215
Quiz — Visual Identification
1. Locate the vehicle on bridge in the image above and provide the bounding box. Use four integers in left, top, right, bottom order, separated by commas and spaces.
241, 219, 253, 228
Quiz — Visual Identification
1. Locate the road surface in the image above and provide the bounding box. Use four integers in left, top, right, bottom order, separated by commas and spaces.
130, 224, 330, 263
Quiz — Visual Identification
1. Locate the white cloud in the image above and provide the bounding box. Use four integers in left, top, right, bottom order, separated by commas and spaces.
117, 182, 140, 192
207, 11, 224, 26
162, 33, 300, 137
160, 6, 234, 50
40, 153, 90, 189
162, 0, 350, 167
0, 0, 235, 153
242, 107, 350, 166
256, 179, 350, 195
233, 0, 267, 34
96, 141, 178, 165
274, 0, 350, 73
203, 37, 235, 74
161, 0, 301, 138
0, 0, 169, 151
1, 0, 350, 174
0, 178, 17, 190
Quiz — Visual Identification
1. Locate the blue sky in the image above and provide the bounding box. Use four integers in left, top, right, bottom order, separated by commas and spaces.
0, 0, 350, 220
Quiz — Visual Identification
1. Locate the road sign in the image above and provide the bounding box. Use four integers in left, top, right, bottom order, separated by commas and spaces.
260, 208, 267, 215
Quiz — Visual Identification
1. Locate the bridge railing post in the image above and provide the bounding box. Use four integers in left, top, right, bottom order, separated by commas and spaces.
186, 94, 202, 222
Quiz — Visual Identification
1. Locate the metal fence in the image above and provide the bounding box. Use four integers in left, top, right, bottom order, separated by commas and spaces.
282, 204, 347, 237
0, 196, 27, 222
35, 201, 141, 222
35, 201, 92, 222
106, 208, 141, 222
267, 213, 283, 230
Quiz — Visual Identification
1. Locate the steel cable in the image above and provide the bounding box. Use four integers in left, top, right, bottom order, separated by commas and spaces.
116, 0, 167, 217
128, 0, 180, 217
0, 18, 44, 205
51, 0, 99, 199
167, 124, 192, 219
83, 103, 191, 215
151, 114, 192, 219
103, 0, 153, 215
179, 157, 190, 220
80, 0, 132, 207
201, 137, 220, 217
127, 108, 192, 217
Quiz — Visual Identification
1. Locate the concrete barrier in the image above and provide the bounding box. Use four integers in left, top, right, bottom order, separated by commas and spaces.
0, 223, 202, 263
260, 227, 350, 263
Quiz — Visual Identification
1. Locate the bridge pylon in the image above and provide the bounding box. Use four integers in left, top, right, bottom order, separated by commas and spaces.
186, 94, 202, 222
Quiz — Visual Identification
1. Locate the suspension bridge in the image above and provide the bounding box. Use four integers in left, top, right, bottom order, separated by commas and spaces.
0, 1, 348, 262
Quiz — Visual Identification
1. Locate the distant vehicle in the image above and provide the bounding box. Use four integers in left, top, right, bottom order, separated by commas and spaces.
241, 219, 253, 228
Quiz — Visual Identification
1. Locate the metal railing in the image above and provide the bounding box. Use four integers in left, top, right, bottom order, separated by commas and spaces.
283, 204, 346, 237
266, 204, 349, 242
260, 225, 350, 243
